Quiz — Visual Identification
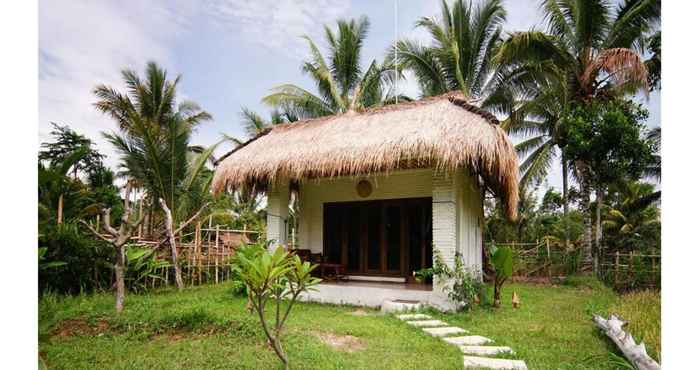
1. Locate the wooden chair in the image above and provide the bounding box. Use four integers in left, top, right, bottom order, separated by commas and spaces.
310, 253, 347, 281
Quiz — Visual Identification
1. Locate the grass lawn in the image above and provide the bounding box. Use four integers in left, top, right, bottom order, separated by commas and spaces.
39, 281, 652, 369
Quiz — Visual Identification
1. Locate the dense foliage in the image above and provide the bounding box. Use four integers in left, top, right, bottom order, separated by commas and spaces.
38, 126, 124, 294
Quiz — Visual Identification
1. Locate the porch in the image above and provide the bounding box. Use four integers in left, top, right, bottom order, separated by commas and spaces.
268, 168, 486, 310
298, 280, 434, 308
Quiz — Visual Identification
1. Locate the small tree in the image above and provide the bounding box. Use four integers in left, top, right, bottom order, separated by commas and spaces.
562, 99, 655, 272
490, 245, 513, 308
234, 245, 320, 369
81, 182, 144, 312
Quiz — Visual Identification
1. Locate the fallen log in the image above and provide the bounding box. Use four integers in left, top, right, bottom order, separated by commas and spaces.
592, 314, 660, 370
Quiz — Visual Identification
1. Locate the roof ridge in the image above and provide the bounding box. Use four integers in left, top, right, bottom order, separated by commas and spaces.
215, 91, 499, 165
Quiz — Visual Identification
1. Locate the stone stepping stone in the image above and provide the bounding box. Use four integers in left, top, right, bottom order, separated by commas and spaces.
406, 320, 448, 327
443, 335, 493, 346
423, 326, 467, 337
460, 345, 513, 356
396, 314, 432, 321
463, 356, 528, 369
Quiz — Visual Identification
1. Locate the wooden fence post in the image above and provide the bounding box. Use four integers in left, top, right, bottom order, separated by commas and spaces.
215, 225, 220, 284
546, 238, 551, 278
614, 252, 620, 287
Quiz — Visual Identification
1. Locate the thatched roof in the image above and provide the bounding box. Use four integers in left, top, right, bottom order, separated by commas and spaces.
213, 91, 519, 220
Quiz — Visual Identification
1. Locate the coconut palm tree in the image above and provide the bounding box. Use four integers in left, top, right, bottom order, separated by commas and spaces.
603, 181, 660, 253
392, 0, 507, 102
263, 16, 403, 118
224, 107, 299, 146
495, 0, 659, 264
499, 0, 660, 184
94, 62, 217, 290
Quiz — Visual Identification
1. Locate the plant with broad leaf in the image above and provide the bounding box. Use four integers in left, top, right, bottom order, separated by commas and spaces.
124, 245, 171, 293
432, 249, 483, 310
233, 244, 321, 369
38, 246, 67, 271
490, 244, 513, 307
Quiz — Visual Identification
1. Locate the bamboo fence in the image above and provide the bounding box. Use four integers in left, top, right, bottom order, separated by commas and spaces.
493, 240, 660, 290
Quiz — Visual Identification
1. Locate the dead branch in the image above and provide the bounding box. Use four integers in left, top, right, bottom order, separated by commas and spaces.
79, 220, 114, 243
593, 314, 660, 370
152, 202, 210, 248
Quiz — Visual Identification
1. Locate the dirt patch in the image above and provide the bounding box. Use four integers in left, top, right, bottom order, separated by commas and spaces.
348, 309, 370, 316
315, 331, 366, 352
52, 318, 110, 338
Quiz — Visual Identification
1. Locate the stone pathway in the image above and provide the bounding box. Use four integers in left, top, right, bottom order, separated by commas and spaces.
397, 313, 528, 369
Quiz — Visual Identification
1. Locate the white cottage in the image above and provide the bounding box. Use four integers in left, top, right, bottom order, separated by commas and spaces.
212, 92, 518, 310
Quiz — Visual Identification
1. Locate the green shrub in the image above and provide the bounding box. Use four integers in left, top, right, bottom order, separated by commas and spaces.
433, 250, 483, 310
39, 222, 114, 294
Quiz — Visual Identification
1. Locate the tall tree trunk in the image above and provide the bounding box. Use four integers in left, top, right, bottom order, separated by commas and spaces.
160, 198, 184, 290
594, 188, 604, 276
115, 245, 125, 313
57, 193, 64, 225
562, 156, 569, 247
581, 180, 593, 271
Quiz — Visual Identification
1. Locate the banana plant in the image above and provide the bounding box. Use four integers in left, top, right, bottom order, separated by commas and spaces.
490, 244, 513, 308
38, 246, 67, 270
124, 245, 171, 293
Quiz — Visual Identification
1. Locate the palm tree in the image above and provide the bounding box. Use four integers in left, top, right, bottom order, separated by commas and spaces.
495, 0, 660, 265
603, 181, 660, 253
94, 62, 217, 290
393, 0, 507, 103
223, 107, 298, 146
263, 16, 402, 118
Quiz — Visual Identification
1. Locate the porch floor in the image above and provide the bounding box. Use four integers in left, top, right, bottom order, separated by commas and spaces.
300, 279, 434, 308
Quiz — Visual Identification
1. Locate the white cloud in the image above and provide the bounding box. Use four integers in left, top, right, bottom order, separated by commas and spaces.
38, 0, 202, 169
201, 0, 351, 58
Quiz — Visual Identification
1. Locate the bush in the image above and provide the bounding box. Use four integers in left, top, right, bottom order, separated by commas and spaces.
608, 290, 661, 361
39, 222, 114, 294
433, 250, 483, 310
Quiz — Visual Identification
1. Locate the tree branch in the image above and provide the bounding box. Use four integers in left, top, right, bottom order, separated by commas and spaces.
79, 220, 114, 243
153, 202, 210, 248
101, 208, 119, 237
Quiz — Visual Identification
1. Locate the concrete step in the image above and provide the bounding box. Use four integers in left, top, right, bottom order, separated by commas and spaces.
443, 335, 493, 346
463, 356, 528, 369
381, 299, 422, 314
396, 313, 432, 321
460, 346, 513, 356
406, 320, 448, 328
423, 326, 467, 337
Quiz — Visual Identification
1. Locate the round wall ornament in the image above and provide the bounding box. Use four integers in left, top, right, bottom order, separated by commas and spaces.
356, 179, 372, 198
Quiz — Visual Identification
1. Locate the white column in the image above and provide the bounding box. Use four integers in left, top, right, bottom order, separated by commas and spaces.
431, 170, 459, 310
266, 181, 290, 250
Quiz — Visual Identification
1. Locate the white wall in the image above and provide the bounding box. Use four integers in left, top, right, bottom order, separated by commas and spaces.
294, 168, 483, 275
266, 182, 290, 249
456, 170, 484, 277
296, 169, 433, 253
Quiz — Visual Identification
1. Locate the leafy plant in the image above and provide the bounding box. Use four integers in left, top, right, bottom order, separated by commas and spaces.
124, 245, 171, 293
490, 244, 513, 307
433, 249, 483, 310
233, 244, 321, 369
413, 268, 434, 284
38, 247, 67, 270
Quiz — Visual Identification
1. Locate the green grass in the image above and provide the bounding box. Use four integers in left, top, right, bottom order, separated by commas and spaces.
608, 290, 661, 362
39, 281, 639, 369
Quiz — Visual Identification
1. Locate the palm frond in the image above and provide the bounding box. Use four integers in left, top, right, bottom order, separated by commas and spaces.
519, 139, 555, 189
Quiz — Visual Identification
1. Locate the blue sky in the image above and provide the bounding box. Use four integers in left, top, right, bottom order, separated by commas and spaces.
39, 0, 659, 193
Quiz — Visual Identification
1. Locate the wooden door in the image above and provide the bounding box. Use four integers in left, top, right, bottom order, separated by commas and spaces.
323, 198, 431, 277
